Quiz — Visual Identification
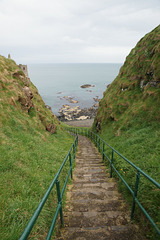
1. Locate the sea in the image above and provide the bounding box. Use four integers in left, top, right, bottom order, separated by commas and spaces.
28, 63, 122, 116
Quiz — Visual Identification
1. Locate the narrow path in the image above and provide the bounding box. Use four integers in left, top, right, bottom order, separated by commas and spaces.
56, 136, 144, 240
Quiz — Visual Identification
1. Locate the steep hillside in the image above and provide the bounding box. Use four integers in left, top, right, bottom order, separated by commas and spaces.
93, 25, 160, 238
0, 56, 74, 239
95, 24, 160, 127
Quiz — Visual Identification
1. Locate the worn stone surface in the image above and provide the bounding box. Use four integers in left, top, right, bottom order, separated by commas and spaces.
55, 136, 145, 240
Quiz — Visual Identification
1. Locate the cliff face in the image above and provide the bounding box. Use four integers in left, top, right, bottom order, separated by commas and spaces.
95, 25, 160, 129
0, 56, 59, 134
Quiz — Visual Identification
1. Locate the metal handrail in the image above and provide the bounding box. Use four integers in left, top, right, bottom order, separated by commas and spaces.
19, 135, 78, 240
66, 127, 160, 237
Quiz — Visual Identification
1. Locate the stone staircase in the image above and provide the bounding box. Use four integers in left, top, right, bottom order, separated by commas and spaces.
55, 136, 145, 240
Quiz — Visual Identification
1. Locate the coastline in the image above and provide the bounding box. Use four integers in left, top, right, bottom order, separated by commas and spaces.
56, 95, 99, 122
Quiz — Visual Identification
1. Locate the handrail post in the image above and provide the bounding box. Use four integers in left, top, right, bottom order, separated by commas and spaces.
73, 142, 76, 160
103, 142, 105, 161
69, 153, 72, 179
56, 180, 63, 225
98, 138, 100, 152
110, 150, 114, 178
131, 170, 141, 219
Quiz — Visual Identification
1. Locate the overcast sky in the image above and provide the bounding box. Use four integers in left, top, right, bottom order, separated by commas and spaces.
0, 0, 159, 64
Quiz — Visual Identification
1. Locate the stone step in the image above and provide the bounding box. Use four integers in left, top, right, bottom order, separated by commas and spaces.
67, 191, 122, 201
56, 225, 142, 240
76, 158, 102, 162
76, 163, 105, 167
63, 210, 129, 228
74, 167, 106, 174
68, 182, 117, 191
55, 136, 145, 240
66, 199, 127, 212
72, 177, 114, 184
73, 174, 110, 183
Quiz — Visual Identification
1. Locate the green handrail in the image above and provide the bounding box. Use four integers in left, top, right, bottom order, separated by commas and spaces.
66, 127, 160, 237
19, 135, 78, 240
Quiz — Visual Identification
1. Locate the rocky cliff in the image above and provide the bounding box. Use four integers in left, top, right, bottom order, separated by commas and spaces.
94, 25, 160, 129
0, 56, 59, 134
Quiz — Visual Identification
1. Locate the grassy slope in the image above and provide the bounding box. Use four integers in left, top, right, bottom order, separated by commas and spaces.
0, 56, 74, 239
93, 25, 160, 238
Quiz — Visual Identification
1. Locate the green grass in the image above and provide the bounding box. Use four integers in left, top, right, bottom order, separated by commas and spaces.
0, 55, 75, 239
0, 116, 75, 240
92, 25, 160, 239
92, 117, 160, 239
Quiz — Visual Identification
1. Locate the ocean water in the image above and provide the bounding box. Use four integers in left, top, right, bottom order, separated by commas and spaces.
28, 63, 122, 115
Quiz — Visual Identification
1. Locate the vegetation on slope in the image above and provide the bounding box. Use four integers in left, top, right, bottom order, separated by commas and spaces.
93, 25, 160, 238
0, 56, 74, 239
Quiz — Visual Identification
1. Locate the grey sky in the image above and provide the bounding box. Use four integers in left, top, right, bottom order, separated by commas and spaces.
0, 0, 159, 64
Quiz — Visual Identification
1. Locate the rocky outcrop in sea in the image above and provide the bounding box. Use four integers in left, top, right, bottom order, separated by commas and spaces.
57, 103, 99, 122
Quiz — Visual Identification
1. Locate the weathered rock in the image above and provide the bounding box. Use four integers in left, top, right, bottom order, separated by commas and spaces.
93, 96, 100, 102
18, 87, 34, 112
23, 86, 33, 99
76, 116, 89, 120
9, 97, 17, 107
18, 94, 33, 112
45, 105, 52, 110
86, 89, 92, 92
96, 121, 101, 132
63, 96, 79, 104
13, 71, 30, 86
81, 84, 95, 88
69, 99, 78, 104
93, 103, 99, 108
46, 124, 56, 134
57, 104, 98, 122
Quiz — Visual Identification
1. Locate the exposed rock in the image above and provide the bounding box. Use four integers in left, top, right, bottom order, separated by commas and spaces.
96, 121, 101, 132
57, 105, 97, 122
23, 86, 33, 99
140, 79, 159, 89
110, 114, 118, 121
69, 99, 78, 103
86, 89, 92, 92
121, 88, 128, 92
93, 96, 100, 102
76, 116, 89, 120
81, 84, 95, 88
9, 97, 17, 107
18, 87, 34, 112
93, 103, 99, 108
45, 105, 52, 110
46, 124, 56, 134
13, 71, 30, 86
18, 94, 33, 112
63, 96, 79, 104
